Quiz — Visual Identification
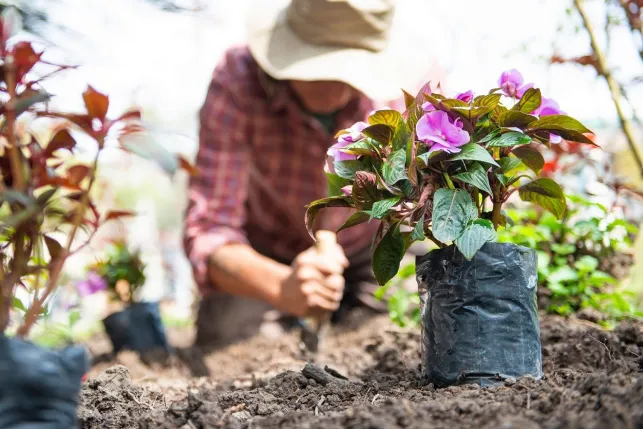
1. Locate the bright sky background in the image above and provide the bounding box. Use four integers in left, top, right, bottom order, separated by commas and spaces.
23, 0, 643, 157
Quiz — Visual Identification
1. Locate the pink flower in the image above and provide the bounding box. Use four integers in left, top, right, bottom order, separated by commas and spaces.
498, 69, 533, 98
327, 121, 368, 162
456, 90, 474, 104
416, 110, 470, 154
76, 271, 107, 297
533, 97, 565, 143
421, 101, 436, 112
341, 185, 353, 197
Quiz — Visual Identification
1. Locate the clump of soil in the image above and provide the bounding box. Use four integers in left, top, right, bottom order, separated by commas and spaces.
79, 314, 643, 429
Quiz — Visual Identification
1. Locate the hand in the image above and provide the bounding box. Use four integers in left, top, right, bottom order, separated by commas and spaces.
278, 244, 348, 318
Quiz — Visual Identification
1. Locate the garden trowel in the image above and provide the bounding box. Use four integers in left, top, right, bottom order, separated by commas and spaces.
298, 230, 343, 353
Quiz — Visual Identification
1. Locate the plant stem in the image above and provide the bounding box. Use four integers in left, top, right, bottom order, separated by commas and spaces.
442, 172, 455, 190
16, 147, 102, 337
491, 200, 503, 230
574, 0, 643, 179
5, 54, 25, 192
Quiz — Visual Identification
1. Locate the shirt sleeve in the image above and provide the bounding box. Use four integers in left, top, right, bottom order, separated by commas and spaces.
184, 70, 250, 293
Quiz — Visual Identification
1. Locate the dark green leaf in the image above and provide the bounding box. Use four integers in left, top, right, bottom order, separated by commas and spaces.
352, 171, 379, 209
305, 196, 352, 239
326, 173, 351, 197
512, 146, 544, 174
447, 143, 499, 167
36, 188, 57, 206
496, 156, 524, 174
473, 94, 502, 109
365, 197, 401, 220
486, 131, 532, 148
513, 88, 541, 114
455, 222, 497, 260
373, 224, 406, 285
431, 188, 477, 243
368, 109, 401, 127
411, 215, 425, 241
382, 149, 407, 185
453, 163, 493, 195
44, 235, 63, 259
338, 211, 370, 232
392, 119, 412, 151
499, 110, 538, 128
362, 124, 394, 144
527, 114, 592, 134
334, 159, 366, 180
533, 129, 596, 144
519, 178, 566, 219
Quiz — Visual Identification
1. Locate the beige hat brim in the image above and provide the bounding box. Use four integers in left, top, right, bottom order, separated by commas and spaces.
247, 0, 424, 102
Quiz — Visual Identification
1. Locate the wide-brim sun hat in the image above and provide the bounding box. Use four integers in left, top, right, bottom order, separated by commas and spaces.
247, 0, 429, 102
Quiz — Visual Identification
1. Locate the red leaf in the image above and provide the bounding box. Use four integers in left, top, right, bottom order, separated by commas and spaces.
37, 112, 94, 135
105, 210, 135, 221
82, 86, 109, 120
45, 128, 76, 157
116, 109, 142, 122
44, 235, 64, 259
67, 165, 90, 186
12, 42, 42, 80
178, 156, 199, 176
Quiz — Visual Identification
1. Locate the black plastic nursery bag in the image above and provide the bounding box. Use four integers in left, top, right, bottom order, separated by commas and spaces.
416, 242, 542, 387
102, 302, 170, 357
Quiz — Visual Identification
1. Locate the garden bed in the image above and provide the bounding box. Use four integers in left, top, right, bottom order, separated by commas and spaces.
79, 311, 643, 429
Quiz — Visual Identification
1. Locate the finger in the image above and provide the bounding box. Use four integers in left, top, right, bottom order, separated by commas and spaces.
295, 265, 325, 283
301, 279, 343, 302
305, 290, 341, 312
323, 273, 345, 295
296, 251, 345, 275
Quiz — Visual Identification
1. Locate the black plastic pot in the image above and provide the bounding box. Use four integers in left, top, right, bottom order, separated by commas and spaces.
0, 335, 88, 429
416, 242, 542, 387
102, 302, 170, 359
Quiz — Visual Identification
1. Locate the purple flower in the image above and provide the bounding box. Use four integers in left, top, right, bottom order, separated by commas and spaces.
327, 121, 368, 162
533, 97, 565, 143
421, 101, 436, 112
76, 271, 107, 297
498, 69, 533, 98
533, 97, 564, 116
416, 110, 470, 154
456, 90, 474, 104
341, 185, 353, 197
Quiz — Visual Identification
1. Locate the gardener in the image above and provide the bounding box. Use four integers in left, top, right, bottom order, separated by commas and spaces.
184, 0, 430, 347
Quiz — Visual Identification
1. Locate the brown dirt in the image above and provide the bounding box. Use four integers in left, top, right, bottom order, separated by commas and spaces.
79, 311, 643, 429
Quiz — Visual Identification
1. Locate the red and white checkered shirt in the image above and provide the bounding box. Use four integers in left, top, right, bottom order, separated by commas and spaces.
184, 46, 401, 293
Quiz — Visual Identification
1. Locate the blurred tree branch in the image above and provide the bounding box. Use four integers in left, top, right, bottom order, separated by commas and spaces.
569, 0, 643, 178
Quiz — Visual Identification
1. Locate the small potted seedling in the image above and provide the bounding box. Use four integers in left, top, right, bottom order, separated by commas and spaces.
308, 70, 596, 386
0, 10, 193, 427
81, 240, 171, 362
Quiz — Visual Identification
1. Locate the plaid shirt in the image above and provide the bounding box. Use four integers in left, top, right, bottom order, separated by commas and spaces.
185, 46, 399, 293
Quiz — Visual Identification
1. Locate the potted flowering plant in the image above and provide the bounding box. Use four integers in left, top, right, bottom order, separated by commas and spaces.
0, 10, 192, 427
80, 240, 171, 361
307, 69, 596, 387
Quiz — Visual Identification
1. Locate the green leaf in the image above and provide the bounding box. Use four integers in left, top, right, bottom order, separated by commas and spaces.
338, 211, 370, 232
368, 109, 402, 127
343, 139, 379, 157
512, 146, 544, 174
326, 173, 351, 197
496, 156, 524, 174
588, 271, 617, 286
373, 224, 406, 285
519, 178, 567, 219
362, 124, 394, 144
382, 149, 407, 185
527, 114, 592, 134
411, 215, 425, 241
447, 143, 499, 167
513, 88, 542, 114
365, 197, 400, 220
486, 131, 532, 148
352, 171, 379, 209
551, 243, 575, 255
334, 159, 366, 180
431, 188, 477, 243
392, 119, 412, 151
473, 94, 502, 109
68, 309, 81, 327
575, 255, 599, 273
374, 284, 389, 301
549, 265, 579, 284
12, 297, 26, 312
455, 222, 497, 260
453, 163, 493, 195
499, 110, 538, 128
305, 196, 352, 239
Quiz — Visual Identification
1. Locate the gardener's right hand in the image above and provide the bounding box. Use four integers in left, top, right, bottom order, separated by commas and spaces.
278, 245, 348, 318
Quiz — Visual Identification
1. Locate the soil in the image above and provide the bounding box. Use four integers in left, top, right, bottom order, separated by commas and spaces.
79, 310, 643, 429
